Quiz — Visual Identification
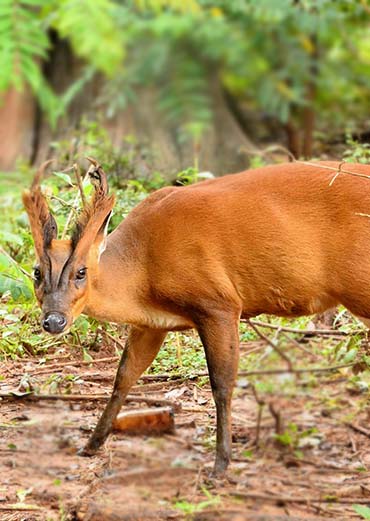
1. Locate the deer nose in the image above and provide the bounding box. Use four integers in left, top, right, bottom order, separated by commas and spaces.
42, 312, 67, 334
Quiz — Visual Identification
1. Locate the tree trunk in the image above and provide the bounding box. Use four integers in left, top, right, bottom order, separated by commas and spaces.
0, 88, 36, 171
0, 38, 259, 178
302, 82, 315, 159
284, 119, 301, 159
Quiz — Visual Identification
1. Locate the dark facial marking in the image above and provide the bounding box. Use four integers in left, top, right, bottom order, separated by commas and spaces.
43, 214, 58, 249
33, 266, 42, 283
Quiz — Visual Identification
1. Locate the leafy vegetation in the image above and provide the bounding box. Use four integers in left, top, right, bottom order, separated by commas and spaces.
174, 487, 221, 517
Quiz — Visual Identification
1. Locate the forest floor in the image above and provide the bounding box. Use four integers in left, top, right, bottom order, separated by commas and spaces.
1, 332, 370, 521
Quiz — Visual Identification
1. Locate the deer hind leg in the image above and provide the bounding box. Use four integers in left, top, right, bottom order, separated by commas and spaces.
80, 326, 166, 456
197, 310, 240, 476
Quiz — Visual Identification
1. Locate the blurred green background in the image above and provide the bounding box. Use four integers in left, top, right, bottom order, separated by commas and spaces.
0, 0, 369, 181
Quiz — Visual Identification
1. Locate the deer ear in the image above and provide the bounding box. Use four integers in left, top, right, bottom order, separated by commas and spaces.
95, 210, 113, 260
22, 161, 57, 259
72, 160, 115, 260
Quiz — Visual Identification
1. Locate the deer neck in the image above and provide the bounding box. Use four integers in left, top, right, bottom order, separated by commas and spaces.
83, 231, 144, 325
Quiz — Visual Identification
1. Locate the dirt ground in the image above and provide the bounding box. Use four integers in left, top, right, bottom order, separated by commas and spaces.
1, 338, 370, 521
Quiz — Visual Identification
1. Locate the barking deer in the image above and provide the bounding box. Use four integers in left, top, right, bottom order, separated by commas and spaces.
23, 158, 370, 474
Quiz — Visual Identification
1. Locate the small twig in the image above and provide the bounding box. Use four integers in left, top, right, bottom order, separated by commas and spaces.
61, 197, 79, 240
329, 161, 345, 186
346, 422, 370, 438
281, 331, 322, 361
51, 195, 78, 209
239, 342, 267, 354
61, 167, 89, 239
292, 457, 369, 473
104, 330, 127, 352
0, 246, 32, 279
247, 319, 293, 371
58, 165, 75, 173
302, 161, 370, 182
269, 401, 284, 436
139, 373, 198, 381
240, 143, 296, 162
74, 163, 87, 207
30, 356, 119, 375
250, 385, 265, 447
238, 361, 355, 376
0, 505, 41, 511
247, 319, 353, 336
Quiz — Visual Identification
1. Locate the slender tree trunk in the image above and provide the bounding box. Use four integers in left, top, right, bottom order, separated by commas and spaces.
302, 36, 319, 159
284, 119, 301, 159
302, 82, 316, 159
0, 88, 36, 170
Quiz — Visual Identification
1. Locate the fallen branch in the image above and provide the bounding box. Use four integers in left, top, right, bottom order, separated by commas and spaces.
22, 355, 357, 388
346, 422, 370, 438
229, 491, 370, 504
0, 504, 41, 511
0, 391, 181, 411
238, 361, 355, 376
30, 356, 119, 375
136, 361, 357, 383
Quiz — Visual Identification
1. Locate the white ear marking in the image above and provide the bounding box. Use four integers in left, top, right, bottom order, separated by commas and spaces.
97, 211, 112, 261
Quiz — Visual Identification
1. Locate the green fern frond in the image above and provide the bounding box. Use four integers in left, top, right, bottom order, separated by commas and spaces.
51, 0, 125, 76
157, 51, 211, 141
0, 0, 49, 91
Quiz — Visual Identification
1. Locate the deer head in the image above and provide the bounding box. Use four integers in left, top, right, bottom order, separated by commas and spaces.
23, 159, 115, 334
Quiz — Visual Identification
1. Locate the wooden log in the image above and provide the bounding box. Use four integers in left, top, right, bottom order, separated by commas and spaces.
112, 406, 175, 435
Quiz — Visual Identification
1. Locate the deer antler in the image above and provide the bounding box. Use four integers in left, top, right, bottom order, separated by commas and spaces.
86, 156, 109, 195
71, 159, 115, 253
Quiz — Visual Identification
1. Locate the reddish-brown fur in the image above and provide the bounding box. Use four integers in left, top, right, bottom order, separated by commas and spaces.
24, 160, 370, 474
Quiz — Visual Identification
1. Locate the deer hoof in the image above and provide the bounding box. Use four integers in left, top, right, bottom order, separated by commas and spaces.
77, 446, 98, 457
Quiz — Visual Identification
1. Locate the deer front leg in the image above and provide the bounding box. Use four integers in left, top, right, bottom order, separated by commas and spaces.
197, 311, 240, 476
80, 326, 166, 456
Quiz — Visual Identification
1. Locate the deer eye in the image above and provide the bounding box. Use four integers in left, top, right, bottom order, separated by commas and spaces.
33, 267, 42, 282
76, 267, 87, 281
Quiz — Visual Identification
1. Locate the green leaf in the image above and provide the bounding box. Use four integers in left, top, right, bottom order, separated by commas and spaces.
353, 505, 370, 520
0, 230, 24, 246
51, 0, 125, 76
53, 172, 74, 187
82, 348, 93, 363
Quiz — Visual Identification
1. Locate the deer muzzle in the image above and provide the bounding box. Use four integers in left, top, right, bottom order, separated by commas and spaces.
42, 311, 67, 334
